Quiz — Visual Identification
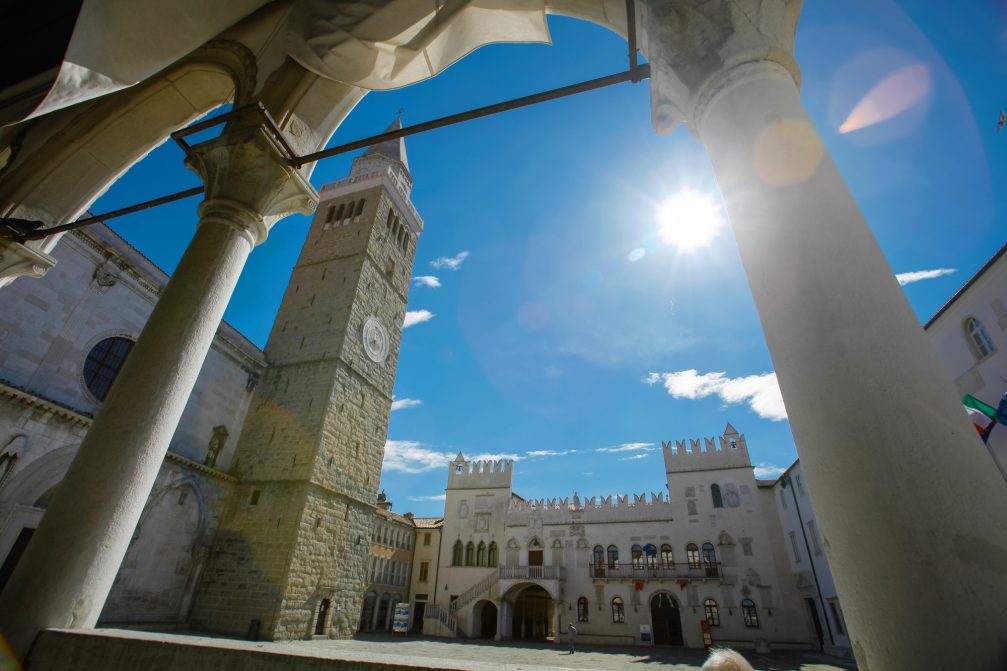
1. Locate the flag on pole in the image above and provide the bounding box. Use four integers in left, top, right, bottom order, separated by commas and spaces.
963, 394, 998, 442
998, 111, 1006, 132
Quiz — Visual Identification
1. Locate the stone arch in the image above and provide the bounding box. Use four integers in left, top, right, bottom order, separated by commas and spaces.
100, 475, 210, 624
471, 599, 498, 639
0, 443, 79, 509
0, 39, 257, 258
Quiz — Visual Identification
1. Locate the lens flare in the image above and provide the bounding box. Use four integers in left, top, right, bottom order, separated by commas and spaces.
839, 63, 932, 134
655, 190, 724, 253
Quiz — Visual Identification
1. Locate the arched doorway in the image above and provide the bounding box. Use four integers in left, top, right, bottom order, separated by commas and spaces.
315, 598, 330, 635
512, 585, 552, 640
650, 592, 683, 646
473, 600, 497, 639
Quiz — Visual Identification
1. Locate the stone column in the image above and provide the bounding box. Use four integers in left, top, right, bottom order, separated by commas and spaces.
0, 113, 316, 661
639, 2, 1007, 670
553, 600, 563, 644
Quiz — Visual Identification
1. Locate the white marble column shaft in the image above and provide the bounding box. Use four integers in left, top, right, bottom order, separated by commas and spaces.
0, 119, 316, 662
697, 62, 1007, 670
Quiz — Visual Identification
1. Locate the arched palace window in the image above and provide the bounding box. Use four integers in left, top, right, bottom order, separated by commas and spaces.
686, 543, 701, 569
487, 541, 498, 567
742, 599, 759, 628
704, 598, 720, 626
607, 544, 619, 569
611, 596, 625, 623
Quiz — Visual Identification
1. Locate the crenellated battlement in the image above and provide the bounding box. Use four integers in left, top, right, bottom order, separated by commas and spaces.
663, 423, 752, 473
508, 491, 669, 512
447, 453, 513, 490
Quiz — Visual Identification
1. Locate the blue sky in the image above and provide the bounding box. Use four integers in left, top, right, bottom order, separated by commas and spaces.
94, 1, 1007, 517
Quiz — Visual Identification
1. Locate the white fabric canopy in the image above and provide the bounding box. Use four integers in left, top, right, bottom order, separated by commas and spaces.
288, 0, 550, 90
10, 0, 550, 123
18, 0, 270, 122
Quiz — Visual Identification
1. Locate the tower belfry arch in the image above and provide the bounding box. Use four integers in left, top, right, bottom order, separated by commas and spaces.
0, 2, 1005, 669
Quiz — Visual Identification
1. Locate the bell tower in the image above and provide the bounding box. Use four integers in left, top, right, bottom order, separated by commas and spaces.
191, 119, 423, 639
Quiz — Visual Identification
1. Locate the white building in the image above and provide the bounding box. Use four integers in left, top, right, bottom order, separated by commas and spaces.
421, 425, 816, 652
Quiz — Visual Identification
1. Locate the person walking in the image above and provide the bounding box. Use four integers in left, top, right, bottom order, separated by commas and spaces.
567, 623, 577, 654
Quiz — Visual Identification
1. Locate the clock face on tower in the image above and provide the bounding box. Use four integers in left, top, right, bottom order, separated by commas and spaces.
362, 316, 389, 363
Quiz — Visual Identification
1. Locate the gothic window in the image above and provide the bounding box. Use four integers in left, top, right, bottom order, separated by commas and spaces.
686, 543, 701, 569
607, 544, 619, 569
83, 337, 134, 401
611, 596, 625, 623
660, 544, 674, 568
465, 541, 475, 566
452, 540, 463, 566
577, 597, 589, 622
700, 540, 716, 568
965, 317, 996, 359
742, 599, 760, 628
711, 484, 724, 508
645, 544, 658, 569
631, 544, 644, 570
488, 542, 498, 567
704, 599, 720, 626
477, 541, 486, 566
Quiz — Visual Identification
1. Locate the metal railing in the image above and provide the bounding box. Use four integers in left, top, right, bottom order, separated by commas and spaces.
449, 569, 499, 616
588, 562, 722, 581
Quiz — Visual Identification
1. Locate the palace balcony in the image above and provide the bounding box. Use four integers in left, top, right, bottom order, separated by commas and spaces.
588, 562, 733, 585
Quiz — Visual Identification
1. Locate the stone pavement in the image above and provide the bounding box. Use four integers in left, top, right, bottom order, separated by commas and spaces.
337, 634, 857, 671
23, 629, 858, 671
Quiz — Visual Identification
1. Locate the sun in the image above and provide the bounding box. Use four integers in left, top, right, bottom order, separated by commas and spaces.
655, 189, 724, 253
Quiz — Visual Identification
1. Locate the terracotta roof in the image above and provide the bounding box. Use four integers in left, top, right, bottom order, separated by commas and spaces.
411, 517, 443, 529
924, 240, 1007, 329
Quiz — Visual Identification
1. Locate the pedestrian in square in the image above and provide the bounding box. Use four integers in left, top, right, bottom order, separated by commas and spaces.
567, 623, 577, 654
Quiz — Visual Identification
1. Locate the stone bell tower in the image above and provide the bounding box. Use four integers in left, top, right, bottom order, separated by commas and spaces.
190, 119, 422, 639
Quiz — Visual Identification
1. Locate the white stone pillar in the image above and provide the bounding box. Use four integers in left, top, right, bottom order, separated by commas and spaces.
639, 3, 1007, 669
0, 114, 316, 661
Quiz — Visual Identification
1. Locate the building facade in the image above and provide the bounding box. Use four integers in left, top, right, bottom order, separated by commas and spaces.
0, 123, 422, 641
420, 425, 817, 652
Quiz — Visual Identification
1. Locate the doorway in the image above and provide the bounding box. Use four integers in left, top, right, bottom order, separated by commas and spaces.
650, 592, 683, 645
512, 585, 552, 640
477, 600, 498, 639
412, 601, 426, 633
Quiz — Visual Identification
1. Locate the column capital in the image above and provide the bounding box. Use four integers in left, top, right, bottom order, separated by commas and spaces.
638, 0, 803, 137
183, 114, 318, 246
0, 238, 56, 287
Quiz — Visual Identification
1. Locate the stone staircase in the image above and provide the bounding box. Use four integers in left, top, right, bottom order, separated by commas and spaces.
424, 568, 499, 638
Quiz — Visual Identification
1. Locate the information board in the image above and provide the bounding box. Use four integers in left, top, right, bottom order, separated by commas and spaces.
392, 603, 411, 634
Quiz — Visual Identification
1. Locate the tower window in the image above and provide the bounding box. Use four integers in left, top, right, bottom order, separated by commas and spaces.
355, 199, 365, 217
386, 210, 394, 231
83, 336, 134, 401
335, 203, 346, 221
965, 317, 996, 359
325, 205, 336, 223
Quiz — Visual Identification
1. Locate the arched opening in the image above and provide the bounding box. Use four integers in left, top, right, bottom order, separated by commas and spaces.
511, 584, 553, 641
375, 592, 391, 631
358, 591, 377, 632
650, 592, 683, 646
711, 483, 723, 508
315, 598, 330, 635
473, 599, 498, 639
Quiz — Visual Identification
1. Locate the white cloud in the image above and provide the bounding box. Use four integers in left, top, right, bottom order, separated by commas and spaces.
412, 276, 441, 288
404, 310, 434, 328
895, 267, 956, 286
431, 251, 470, 271
645, 370, 788, 421
471, 452, 521, 462
753, 463, 787, 479
596, 442, 657, 453
619, 453, 653, 461
409, 494, 447, 502
391, 397, 422, 411
526, 449, 576, 458
383, 440, 452, 473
